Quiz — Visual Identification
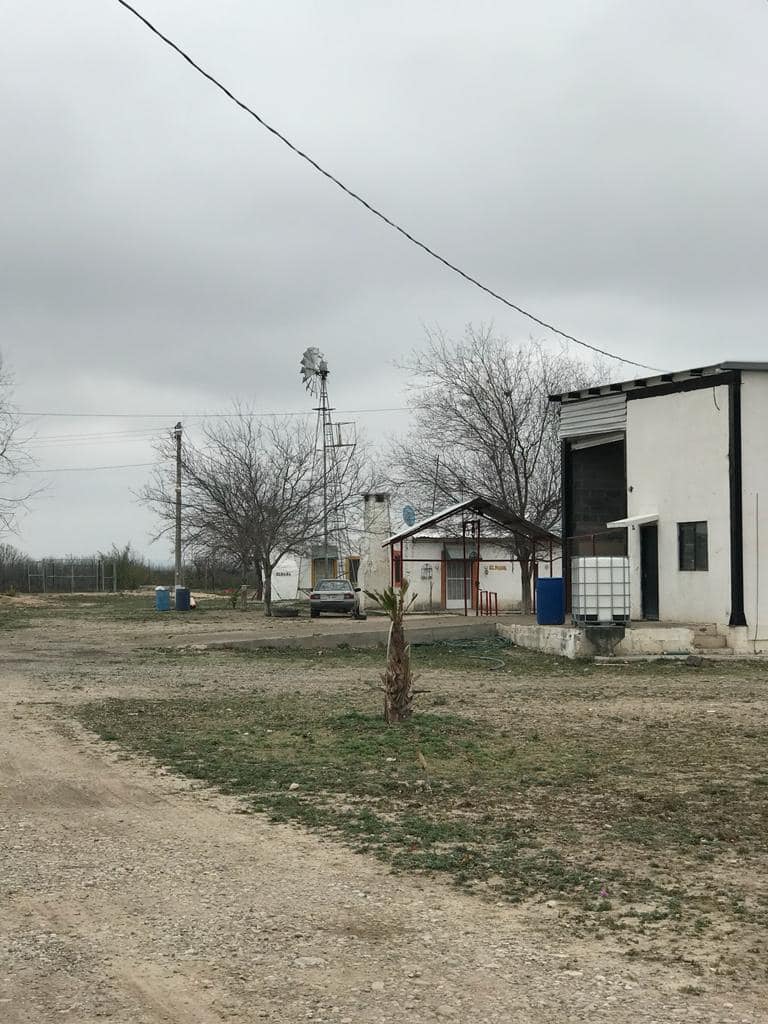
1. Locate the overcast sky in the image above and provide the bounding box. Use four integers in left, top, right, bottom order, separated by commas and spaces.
2, 1, 766, 559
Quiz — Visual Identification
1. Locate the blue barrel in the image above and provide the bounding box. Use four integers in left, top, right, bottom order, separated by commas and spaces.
155, 587, 170, 612
536, 578, 565, 625
175, 587, 191, 612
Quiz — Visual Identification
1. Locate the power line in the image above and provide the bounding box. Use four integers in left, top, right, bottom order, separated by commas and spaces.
30, 429, 164, 446
25, 461, 156, 474
20, 406, 410, 419
114, 0, 661, 374
31, 426, 165, 440
29, 437, 161, 451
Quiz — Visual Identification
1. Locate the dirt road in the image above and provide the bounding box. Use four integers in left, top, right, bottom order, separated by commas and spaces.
1, 630, 764, 1022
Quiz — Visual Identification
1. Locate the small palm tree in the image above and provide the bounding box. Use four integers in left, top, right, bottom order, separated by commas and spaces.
364, 579, 417, 723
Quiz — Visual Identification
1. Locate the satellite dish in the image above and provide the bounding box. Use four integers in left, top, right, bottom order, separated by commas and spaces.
403, 505, 416, 527
300, 347, 328, 395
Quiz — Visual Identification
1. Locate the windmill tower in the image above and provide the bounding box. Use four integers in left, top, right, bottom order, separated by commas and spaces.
300, 348, 355, 580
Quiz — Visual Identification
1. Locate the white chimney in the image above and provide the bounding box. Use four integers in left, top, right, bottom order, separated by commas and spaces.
359, 492, 392, 601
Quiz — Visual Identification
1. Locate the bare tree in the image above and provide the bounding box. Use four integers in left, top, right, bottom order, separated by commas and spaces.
0, 355, 36, 538
141, 412, 370, 615
393, 327, 602, 612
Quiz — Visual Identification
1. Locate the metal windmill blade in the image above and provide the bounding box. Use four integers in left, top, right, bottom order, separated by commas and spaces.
300, 347, 327, 394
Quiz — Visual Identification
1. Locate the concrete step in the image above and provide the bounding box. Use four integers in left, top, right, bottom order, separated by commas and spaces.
693, 632, 728, 650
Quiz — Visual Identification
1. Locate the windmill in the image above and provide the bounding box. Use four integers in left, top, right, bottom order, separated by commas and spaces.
299, 348, 356, 581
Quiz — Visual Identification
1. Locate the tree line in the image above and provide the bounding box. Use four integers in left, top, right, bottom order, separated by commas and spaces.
0, 541, 254, 595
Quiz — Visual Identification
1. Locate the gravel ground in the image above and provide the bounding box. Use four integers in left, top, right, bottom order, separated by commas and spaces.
0, 616, 765, 1022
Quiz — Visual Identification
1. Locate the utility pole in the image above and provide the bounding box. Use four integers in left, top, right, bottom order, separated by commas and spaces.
174, 421, 183, 589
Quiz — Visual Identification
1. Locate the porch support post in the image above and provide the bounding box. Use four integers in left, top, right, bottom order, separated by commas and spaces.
462, 519, 468, 617
476, 517, 482, 615
728, 376, 747, 627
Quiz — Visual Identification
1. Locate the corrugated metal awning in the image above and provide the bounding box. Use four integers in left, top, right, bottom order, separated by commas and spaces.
558, 393, 626, 440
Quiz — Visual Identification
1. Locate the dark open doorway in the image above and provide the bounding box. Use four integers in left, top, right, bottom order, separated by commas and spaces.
640, 523, 659, 620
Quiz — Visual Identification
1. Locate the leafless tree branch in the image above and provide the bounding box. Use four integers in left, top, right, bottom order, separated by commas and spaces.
391, 327, 603, 611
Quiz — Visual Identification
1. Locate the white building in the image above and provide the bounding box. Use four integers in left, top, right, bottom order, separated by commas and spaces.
551, 361, 768, 652
370, 495, 561, 614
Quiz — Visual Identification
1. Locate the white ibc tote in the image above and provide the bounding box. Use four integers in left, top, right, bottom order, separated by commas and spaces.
571, 556, 630, 625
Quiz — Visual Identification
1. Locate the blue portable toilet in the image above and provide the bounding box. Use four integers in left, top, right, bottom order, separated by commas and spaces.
536, 578, 565, 625
175, 587, 191, 612
155, 586, 170, 612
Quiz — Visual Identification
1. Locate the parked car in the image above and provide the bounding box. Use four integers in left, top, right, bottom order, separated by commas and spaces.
309, 578, 361, 618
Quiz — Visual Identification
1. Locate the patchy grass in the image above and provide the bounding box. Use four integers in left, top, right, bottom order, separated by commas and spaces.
0, 592, 237, 628
148, 636, 557, 675
75, 682, 768, 960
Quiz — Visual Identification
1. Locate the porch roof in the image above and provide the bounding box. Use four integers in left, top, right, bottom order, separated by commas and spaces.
607, 513, 659, 529
383, 496, 561, 548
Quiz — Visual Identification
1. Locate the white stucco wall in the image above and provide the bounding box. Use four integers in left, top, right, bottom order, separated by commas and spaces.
396, 537, 560, 612
740, 372, 768, 647
625, 384, 731, 625
271, 558, 300, 601
402, 537, 522, 611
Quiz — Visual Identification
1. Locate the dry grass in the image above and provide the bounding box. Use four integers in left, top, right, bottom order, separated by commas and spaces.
75, 644, 768, 980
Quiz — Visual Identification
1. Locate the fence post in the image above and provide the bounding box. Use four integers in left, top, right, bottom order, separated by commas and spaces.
71, 563, 75, 593
112, 562, 117, 593
42, 562, 46, 594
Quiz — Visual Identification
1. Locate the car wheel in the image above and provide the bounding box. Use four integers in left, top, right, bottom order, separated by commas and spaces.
310, 609, 319, 618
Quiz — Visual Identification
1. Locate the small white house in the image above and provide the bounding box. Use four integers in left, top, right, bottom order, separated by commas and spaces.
374, 495, 561, 614
551, 361, 768, 652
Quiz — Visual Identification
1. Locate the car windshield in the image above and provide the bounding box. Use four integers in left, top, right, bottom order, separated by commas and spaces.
316, 580, 352, 591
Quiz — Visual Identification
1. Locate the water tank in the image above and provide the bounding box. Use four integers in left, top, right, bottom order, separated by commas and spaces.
175, 587, 191, 612
536, 578, 565, 625
571, 556, 630, 625
155, 587, 170, 612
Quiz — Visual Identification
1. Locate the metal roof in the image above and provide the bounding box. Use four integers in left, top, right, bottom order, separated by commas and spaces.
549, 362, 768, 404
383, 496, 561, 547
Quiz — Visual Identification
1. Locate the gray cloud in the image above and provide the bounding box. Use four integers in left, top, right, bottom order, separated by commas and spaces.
2, 0, 766, 555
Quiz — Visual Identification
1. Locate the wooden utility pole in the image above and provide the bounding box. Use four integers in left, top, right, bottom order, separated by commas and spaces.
174, 421, 183, 589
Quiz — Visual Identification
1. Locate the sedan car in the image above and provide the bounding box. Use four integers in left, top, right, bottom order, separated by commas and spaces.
309, 578, 361, 618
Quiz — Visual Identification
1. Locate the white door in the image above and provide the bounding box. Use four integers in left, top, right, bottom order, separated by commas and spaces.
446, 559, 470, 609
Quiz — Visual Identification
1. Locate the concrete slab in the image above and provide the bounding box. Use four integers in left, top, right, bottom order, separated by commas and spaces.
497, 618, 763, 659
497, 621, 591, 660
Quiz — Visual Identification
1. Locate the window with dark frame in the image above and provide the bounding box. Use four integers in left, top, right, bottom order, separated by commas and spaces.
678, 521, 708, 571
